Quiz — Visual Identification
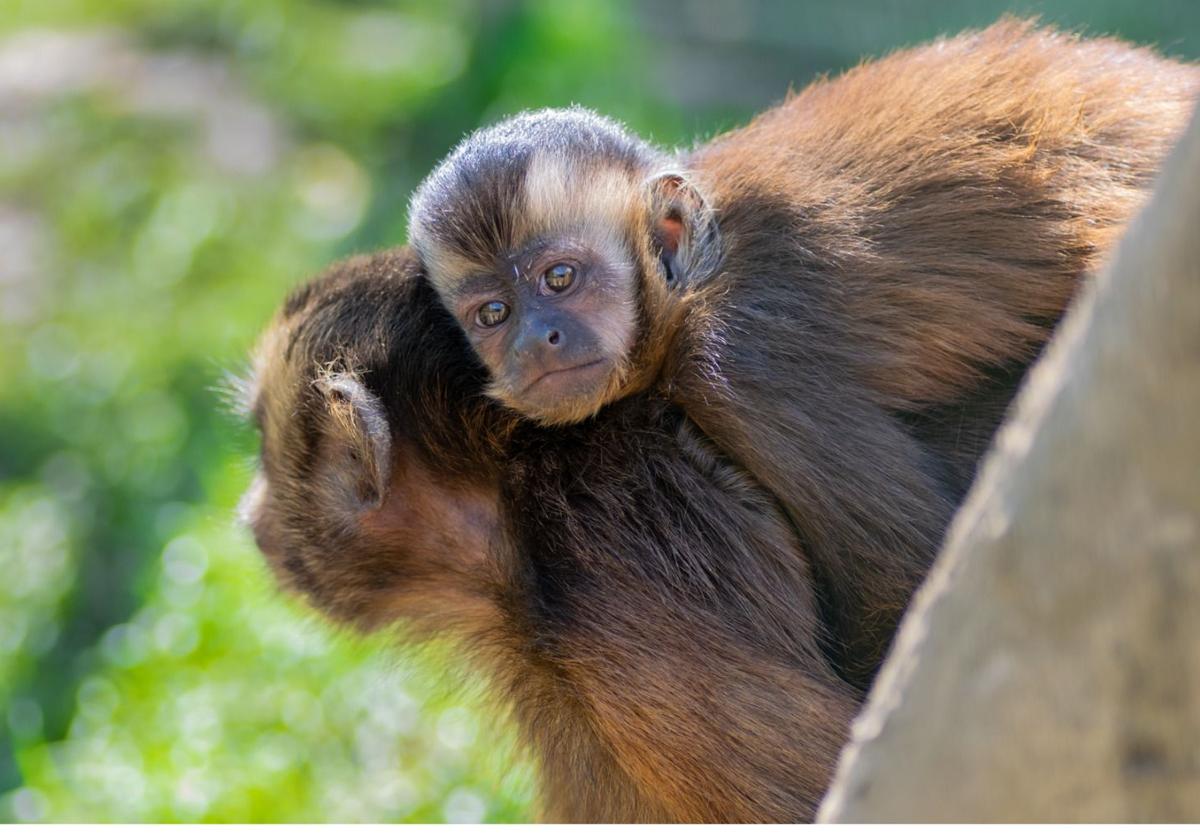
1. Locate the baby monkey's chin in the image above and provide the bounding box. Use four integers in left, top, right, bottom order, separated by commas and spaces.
503, 357, 619, 425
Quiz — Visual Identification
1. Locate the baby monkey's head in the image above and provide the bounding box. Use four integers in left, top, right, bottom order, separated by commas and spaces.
409, 107, 719, 425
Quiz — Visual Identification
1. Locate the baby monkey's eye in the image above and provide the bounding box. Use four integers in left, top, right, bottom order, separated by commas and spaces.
543, 263, 576, 292
476, 300, 510, 327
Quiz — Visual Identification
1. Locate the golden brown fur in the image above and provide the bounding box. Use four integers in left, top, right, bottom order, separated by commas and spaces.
409, 19, 1197, 685
244, 22, 1199, 821
665, 21, 1197, 678
689, 19, 1197, 410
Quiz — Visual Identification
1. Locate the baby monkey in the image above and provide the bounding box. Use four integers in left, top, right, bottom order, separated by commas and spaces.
410, 21, 1198, 683
409, 107, 702, 424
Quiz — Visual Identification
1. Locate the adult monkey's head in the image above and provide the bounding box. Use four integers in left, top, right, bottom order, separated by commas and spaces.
238, 247, 511, 631
408, 107, 721, 425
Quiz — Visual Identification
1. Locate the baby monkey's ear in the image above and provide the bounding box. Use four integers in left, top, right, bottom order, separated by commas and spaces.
315, 371, 392, 510
646, 171, 721, 288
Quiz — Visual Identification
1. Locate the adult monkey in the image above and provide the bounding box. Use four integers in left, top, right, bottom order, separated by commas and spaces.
409, 20, 1199, 685
241, 247, 859, 822
243, 21, 1198, 818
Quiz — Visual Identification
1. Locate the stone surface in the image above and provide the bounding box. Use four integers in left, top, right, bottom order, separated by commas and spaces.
819, 106, 1200, 823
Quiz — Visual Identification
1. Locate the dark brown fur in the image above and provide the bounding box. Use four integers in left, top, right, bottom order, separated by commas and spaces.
243, 248, 859, 822
410, 20, 1198, 684
243, 21, 1199, 821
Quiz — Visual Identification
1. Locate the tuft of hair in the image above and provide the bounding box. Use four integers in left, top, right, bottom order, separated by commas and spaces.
216, 363, 259, 421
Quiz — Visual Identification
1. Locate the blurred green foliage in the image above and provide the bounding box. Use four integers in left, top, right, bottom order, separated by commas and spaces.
1, 0, 1197, 824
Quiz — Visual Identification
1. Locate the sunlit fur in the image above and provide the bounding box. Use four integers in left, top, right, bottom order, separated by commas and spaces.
685, 19, 1199, 412
243, 20, 1200, 821
410, 19, 1199, 683
674, 19, 1197, 681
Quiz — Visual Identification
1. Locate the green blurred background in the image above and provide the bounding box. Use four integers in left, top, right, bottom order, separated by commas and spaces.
0, 0, 1196, 824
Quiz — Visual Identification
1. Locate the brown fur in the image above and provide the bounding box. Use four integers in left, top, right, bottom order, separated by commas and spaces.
668, 20, 1197, 679
243, 21, 1199, 821
410, 19, 1198, 685
689, 19, 1197, 410
243, 249, 859, 822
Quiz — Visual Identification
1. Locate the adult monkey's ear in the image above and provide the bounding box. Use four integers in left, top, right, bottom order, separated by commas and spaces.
315, 371, 391, 510
646, 171, 721, 288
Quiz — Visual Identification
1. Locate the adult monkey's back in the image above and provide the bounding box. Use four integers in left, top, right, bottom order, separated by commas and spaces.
409, 20, 1199, 688
242, 248, 859, 822
677, 20, 1199, 680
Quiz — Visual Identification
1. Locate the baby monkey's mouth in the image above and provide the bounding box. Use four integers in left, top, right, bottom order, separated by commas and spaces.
519, 358, 609, 398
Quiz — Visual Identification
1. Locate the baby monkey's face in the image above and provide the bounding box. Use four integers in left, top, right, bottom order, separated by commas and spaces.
442, 234, 641, 425
409, 111, 712, 426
